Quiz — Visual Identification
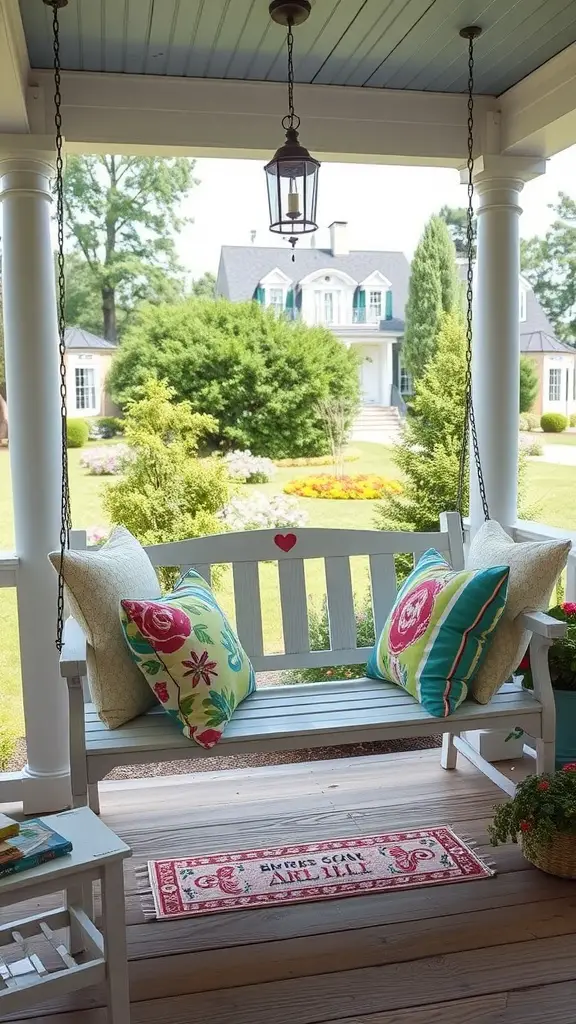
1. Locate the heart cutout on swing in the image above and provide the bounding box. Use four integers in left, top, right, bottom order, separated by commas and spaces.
274, 533, 297, 553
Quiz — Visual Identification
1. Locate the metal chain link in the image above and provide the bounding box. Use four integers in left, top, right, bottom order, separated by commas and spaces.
456, 30, 490, 523
287, 21, 295, 126
50, 0, 72, 652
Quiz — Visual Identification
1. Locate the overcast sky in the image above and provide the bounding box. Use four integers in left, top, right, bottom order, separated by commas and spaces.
177, 144, 576, 283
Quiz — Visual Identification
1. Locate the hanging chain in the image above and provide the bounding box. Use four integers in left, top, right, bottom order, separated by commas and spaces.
456, 29, 490, 523
286, 21, 295, 127
51, 0, 72, 652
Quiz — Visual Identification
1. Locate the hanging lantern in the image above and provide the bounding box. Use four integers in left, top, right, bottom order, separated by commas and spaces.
265, 0, 320, 255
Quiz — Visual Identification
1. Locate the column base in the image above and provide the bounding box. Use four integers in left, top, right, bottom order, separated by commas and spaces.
21, 765, 72, 814
463, 729, 525, 763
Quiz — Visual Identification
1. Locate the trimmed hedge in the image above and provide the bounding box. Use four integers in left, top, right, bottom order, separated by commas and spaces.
540, 412, 568, 434
67, 418, 89, 448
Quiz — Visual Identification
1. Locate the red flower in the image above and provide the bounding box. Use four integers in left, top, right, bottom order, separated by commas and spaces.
182, 649, 218, 687
537, 780, 550, 791
153, 681, 170, 704
561, 602, 576, 615
562, 763, 576, 772
123, 600, 191, 654
388, 579, 444, 655
519, 820, 532, 833
518, 652, 530, 672
195, 728, 222, 749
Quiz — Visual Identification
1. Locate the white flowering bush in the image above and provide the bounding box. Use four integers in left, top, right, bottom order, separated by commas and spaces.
224, 449, 277, 484
218, 492, 308, 532
80, 445, 132, 476
86, 526, 110, 547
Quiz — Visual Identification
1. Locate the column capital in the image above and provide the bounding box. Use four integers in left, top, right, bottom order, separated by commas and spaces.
460, 153, 547, 194
0, 135, 58, 200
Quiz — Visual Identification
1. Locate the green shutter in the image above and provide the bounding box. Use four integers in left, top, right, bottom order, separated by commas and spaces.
358, 288, 366, 309
255, 286, 265, 304
385, 290, 393, 319
285, 288, 294, 310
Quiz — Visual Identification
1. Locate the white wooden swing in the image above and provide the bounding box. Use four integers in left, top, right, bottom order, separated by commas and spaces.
51, 29, 561, 815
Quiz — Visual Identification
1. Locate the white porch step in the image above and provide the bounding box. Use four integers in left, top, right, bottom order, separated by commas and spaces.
351, 406, 402, 443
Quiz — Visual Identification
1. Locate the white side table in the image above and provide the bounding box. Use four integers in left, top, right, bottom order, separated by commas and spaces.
0, 807, 131, 1022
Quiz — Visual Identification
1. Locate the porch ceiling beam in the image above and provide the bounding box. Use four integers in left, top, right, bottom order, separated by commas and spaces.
0, 0, 30, 133
500, 42, 576, 159
28, 70, 498, 167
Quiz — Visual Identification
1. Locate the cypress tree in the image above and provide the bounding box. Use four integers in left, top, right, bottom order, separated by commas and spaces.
402, 215, 461, 380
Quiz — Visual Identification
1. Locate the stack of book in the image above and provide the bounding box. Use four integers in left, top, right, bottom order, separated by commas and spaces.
0, 813, 73, 879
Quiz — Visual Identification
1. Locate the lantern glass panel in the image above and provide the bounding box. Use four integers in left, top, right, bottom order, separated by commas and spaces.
265, 155, 319, 236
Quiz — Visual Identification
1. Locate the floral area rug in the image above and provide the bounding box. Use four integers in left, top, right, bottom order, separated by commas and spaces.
140, 827, 495, 920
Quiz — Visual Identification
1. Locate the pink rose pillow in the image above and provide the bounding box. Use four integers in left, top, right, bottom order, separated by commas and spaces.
366, 549, 509, 717
120, 570, 256, 748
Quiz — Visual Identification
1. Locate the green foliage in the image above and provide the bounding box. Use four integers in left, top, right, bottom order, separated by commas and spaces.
191, 272, 216, 299
438, 204, 476, 259
541, 412, 567, 433
107, 298, 360, 459
519, 356, 539, 413
93, 416, 124, 438
521, 438, 544, 457
0, 724, 16, 771
489, 766, 576, 848
520, 413, 540, 432
521, 604, 576, 692
64, 155, 197, 341
67, 418, 89, 448
282, 592, 376, 685
571, 414, 576, 428
376, 312, 469, 533
102, 378, 230, 588
521, 193, 576, 342
403, 215, 461, 380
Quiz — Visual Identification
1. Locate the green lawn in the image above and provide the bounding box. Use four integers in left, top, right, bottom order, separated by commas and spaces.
522, 430, 576, 446
1, 439, 575, 751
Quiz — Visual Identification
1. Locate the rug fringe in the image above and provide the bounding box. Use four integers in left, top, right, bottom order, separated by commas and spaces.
461, 834, 497, 875
136, 863, 157, 921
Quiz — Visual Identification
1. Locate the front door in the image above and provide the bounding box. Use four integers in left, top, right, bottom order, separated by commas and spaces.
360, 346, 380, 404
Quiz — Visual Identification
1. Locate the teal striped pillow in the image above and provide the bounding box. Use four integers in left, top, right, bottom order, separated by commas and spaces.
367, 549, 509, 717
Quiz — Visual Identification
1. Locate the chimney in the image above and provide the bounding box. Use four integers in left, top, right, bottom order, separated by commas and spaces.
329, 221, 348, 257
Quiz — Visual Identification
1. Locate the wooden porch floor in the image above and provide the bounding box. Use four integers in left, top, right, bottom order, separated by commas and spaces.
3, 748, 576, 1024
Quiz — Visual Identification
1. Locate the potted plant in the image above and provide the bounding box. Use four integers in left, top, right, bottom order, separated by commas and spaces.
518, 602, 576, 768
489, 764, 576, 877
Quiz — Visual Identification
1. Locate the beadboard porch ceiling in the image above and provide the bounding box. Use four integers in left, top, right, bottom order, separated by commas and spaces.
19, 0, 576, 97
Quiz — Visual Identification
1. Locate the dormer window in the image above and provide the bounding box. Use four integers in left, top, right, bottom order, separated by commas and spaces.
368, 290, 382, 322
268, 287, 285, 315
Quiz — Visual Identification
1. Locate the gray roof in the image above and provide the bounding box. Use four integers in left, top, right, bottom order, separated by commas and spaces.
65, 327, 117, 350
216, 246, 411, 313
520, 331, 576, 355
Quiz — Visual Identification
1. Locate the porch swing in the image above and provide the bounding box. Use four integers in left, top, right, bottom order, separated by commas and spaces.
47, 3, 563, 813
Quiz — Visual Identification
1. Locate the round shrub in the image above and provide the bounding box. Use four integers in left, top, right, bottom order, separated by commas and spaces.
540, 412, 568, 434
218, 492, 308, 532
571, 414, 576, 428
284, 474, 403, 500
107, 298, 360, 460
525, 413, 540, 431
67, 418, 89, 448
519, 414, 528, 432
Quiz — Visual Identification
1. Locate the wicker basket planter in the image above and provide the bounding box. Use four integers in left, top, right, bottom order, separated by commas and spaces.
522, 831, 576, 879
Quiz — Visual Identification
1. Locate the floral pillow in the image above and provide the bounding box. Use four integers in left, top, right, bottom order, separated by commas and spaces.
366, 549, 509, 718
120, 570, 256, 749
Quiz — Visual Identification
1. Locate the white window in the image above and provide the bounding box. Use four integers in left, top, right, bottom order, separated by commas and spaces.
549, 367, 562, 402
519, 288, 527, 323
324, 292, 334, 323
400, 366, 413, 396
75, 366, 96, 411
314, 289, 341, 325
368, 290, 382, 322
268, 287, 284, 315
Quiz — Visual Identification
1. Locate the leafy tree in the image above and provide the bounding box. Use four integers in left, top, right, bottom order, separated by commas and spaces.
376, 311, 469, 534
103, 378, 229, 588
191, 272, 216, 299
439, 205, 476, 259
108, 298, 360, 460
521, 192, 576, 344
63, 252, 105, 337
519, 356, 539, 413
63, 155, 197, 342
403, 215, 461, 380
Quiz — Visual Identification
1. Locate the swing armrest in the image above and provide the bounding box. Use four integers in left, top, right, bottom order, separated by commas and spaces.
59, 617, 88, 679
519, 610, 566, 640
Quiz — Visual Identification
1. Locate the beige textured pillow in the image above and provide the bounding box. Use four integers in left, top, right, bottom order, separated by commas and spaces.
49, 526, 161, 728
467, 520, 570, 704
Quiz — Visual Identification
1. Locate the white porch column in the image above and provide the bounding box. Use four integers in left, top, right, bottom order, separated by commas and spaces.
465, 155, 546, 763
0, 137, 71, 812
468, 155, 546, 535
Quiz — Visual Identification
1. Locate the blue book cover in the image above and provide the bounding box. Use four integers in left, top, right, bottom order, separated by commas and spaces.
0, 819, 72, 879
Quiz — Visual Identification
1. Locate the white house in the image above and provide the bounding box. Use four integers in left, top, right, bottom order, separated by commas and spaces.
64, 327, 118, 419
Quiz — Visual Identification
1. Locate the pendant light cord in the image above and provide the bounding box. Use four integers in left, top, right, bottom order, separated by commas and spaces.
50, 0, 72, 652
456, 29, 490, 523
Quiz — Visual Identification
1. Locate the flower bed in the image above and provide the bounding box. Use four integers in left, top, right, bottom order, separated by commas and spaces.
284, 474, 403, 500
80, 445, 132, 475
218, 491, 308, 532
